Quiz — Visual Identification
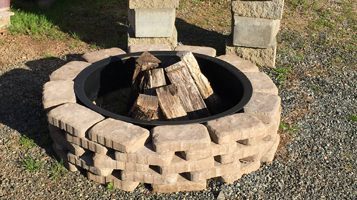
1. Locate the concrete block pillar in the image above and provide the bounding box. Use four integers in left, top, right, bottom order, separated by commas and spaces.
227, 0, 285, 68
127, 0, 180, 50
0, 0, 13, 32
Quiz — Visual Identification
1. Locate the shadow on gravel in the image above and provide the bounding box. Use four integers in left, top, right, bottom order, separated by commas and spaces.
0, 54, 83, 153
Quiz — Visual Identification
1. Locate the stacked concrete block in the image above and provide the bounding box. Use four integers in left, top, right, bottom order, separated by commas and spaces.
227, 0, 284, 68
0, 10, 13, 32
127, 0, 179, 50
43, 48, 281, 193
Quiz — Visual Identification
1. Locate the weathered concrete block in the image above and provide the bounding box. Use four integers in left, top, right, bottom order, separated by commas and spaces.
128, 27, 178, 49
93, 154, 149, 172
128, 44, 172, 53
129, 0, 180, 9
82, 48, 126, 64
217, 54, 259, 73
190, 161, 240, 181
122, 168, 178, 184
88, 118, 149, 153
87, 172, 140, 192
128, 8, 176, 37
66, 133, 108, 155
152, 176, 206, 193
244, 92, 281, 124
207, 113, 267, 144
43, 80, 76, 110
260, 134, 280, 163
226, 44, 277, 68
244, 72, 279, 95
67, 153, 113, 176
47, 103, 105, 138
175, 45, 217, 57
51, 144, 78, 172
152, 124, 211, 153
233, 16, 280, 48
160, 156, 214, 175
0, 11, 13, 30
50, 61, 91, 81
232, 0, 284, 19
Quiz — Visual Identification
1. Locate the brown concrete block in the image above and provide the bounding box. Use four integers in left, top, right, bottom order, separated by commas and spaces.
115, 144, 174, 166
220, 159, 261, 184
67, 153, 113, 176
49, 126, 85, 156
66, 133, 108, 155
260, 134, 280, 163
88, 118, 149, 153
93, 154, 149, 172
128, 44, 172, 53
152, 124, 211, 153
51, 144, 78, 172
244, 72, 278, 95
190, 161, 240, 181
160, 156, 214, 175
152, 175, 206, 193
180, 142, 237, 161
49, 61, 91, 81
217, 54, 259, 73
122, 168, 178, 184
47, 103, 105, 138
207, 113, 267, 144
244, 92, 281, 124
175, 45, 217, 57
87, 171, 140, 192
82, 48, 126, 64
43, 80, 76, 109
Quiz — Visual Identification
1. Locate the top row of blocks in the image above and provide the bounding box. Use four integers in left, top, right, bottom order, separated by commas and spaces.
232, 0, 284, 20
129, 0, 180, 9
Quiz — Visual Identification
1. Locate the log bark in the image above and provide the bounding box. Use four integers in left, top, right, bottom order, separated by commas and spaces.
156, 85, 188, 120
129, 94, 159, 120
140, 68, 167, 95
165, 61, 210, 119
177, 51, 214, 99
133, 51, 161, 83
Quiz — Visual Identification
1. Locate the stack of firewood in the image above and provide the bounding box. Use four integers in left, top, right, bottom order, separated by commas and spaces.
129, 52, 219, 121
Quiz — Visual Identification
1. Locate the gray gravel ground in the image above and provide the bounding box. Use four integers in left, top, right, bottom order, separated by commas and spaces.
0, 28, 356, 199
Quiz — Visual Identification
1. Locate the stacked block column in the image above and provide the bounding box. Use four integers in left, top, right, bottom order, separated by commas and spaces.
227, 0, 284, 68
0, 0, 13, 32
127, 0, 179, 50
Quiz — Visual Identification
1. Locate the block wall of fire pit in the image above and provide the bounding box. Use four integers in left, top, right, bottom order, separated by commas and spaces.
43, 47, 281, 193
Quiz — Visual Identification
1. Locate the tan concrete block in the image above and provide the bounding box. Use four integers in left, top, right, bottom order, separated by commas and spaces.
244, 92, 281, 124
160, 156, 214, 175
50, 61, 91, 81
87, 172, 140, 192
207, 113, 267, 144
260, 134, 280, 163
67, 152, 113, 176
42, 80, 76, 109
226, 44, 277, 68
115, 144, 174, 166
128, 27, 177, 49
244, 72, 278, 95
175, 45, 217, 57
88, 118, 149, 153
220, 159, 261, 184
129, 0, 180, 9
232, 0, 284, 19
128, 44, 172, 53
66, 133, 108, 155
180, 142, 237, 161
49, 126, 85, 156
93, 154, 149, 172
47, 103, 105, 138
190, 161, 240, 181
82, 48, 126, 63
152, 176, 206, 193
122, 168, 178, 184
152, 124, 211, 153
217, 54, 259, 73
51, 144, 78, 172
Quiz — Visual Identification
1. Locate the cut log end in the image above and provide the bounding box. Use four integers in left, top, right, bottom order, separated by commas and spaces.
129, 94, 159, 121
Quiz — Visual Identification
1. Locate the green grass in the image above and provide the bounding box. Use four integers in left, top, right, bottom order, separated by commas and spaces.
280, 122, 299, 135
49, 160, 67, 180
349, 114, 357, 122
273, 67, 291, 86
106, 182, 114, 191
19, 135, 36, 149
22, 156, 43, 172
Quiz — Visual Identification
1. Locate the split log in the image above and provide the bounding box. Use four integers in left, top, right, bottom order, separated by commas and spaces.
132, 51, 161, 83
156, 85, 188, 120
129, 94, 159, 120
140, 68, 166, 95
177, 51, 214, 99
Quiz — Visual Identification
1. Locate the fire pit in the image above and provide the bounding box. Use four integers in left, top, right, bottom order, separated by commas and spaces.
43, 47, 281, 193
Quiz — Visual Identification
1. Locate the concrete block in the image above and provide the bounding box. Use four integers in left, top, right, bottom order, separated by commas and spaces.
129, 0, 180, 9
244, 72, 279, 95
88, 118, 149, 153
65, 133, 108, 155
232, 0, 284, 19
82, 48, 126, 64
152, 124, 211, 153
226, 44, 277, 68
47, 103, 105, 138
175, 45, 217, 57
87, 172, 139, 192
233, 16, 280, 48
42, 80, 76, 109
128, 27, 178, 49
122, 168, 178, 184
128, 44, 172, 53
50, 61, 91, 81
217, 54, 260, 73
160, 156, 214, 175
152, 176, 206, 193
128, 8, 175, 37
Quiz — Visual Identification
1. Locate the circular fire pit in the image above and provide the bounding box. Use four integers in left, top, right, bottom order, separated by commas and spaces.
43, 47, 281, 193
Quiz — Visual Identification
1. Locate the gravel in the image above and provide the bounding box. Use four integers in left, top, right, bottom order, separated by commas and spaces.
0, 30, 356, 199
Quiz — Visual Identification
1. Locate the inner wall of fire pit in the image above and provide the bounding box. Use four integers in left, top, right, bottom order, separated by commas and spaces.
75, 51, 253, 126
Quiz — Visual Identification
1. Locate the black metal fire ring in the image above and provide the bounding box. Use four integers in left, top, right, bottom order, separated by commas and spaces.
74, 51, 253, 127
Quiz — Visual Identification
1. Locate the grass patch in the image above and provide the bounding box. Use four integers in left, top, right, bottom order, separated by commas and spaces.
280, 122, 299, 135
349, 114, 357, 122
50, 160, 67, 180
19, 135, 36, 149
273, 66, 291, 86
22, 156, 43, 172
106, 182, 114, 191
